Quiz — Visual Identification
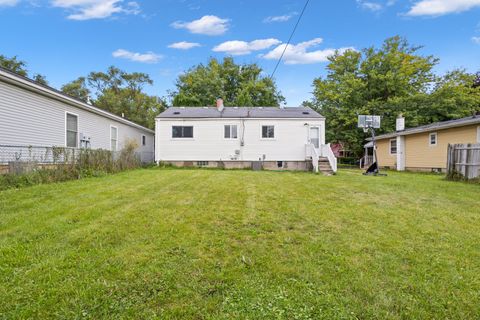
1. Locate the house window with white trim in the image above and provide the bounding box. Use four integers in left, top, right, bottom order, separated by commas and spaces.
66, 113, 78, 148
390, 138, 397, 155
262, 125, 275, 139
429, 132, 437, 146
172, 126, 193, 138
110, 126, 118, 151
224, 125, 238, 139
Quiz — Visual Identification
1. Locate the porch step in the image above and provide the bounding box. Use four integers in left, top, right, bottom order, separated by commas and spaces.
317, 157, 334, 175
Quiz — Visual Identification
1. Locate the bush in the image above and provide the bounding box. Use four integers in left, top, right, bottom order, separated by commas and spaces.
0, 141, 144, 190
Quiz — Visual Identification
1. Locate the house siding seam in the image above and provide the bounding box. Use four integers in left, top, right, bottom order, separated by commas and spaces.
155, 118, 325, 162
375, 125, 478, 170
0, 81, 154, 153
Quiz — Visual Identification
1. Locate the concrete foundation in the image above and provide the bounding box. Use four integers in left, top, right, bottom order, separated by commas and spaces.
160, 160, 312, 171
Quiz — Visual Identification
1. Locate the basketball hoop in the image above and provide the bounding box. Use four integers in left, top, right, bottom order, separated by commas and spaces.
357, 115, 386, 176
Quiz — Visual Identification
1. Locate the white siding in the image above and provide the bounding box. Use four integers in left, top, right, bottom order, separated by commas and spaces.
0, 81, 154, 153
155, 118, 325, 161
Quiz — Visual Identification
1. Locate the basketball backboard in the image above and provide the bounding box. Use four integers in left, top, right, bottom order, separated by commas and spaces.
358, 115, 381, 129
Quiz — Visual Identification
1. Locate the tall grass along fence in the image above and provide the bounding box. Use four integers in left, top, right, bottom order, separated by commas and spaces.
447, 143, 480, 181
0, 143, 154, 189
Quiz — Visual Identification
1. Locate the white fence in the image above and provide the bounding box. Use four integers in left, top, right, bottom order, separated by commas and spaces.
447, 144, 480, 180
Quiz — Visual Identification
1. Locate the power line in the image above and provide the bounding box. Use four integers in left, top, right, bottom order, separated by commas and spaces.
269, 0, 310, 79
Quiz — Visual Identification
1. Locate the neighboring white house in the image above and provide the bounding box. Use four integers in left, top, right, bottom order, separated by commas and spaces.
155, 100, 337, 173
0, 67, 155, 166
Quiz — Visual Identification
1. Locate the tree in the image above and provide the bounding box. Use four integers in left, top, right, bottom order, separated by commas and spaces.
0, 55, 28, 76
1, 54, 49, 85
61, 77, 91, 102
170, 57, 285, 106
61, 66, 165, 129
309, 36, 480, 156
32, 74, 48, 86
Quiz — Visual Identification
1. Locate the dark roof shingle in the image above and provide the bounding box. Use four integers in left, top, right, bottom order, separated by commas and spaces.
157, 106, 324, 119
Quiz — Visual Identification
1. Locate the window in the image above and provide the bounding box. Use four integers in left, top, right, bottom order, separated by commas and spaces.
429, 132, 437, 146
197, 161, 209, 167
142, 135, 146, 146
262, 125, 275, 139
110, 126, 118, 151
66, 113, 78, 148
224, 125, 238, 139
277, 161, 284, 168
477, 126, 480, 143
172, 126, 193, 138
390, 139, 397, 155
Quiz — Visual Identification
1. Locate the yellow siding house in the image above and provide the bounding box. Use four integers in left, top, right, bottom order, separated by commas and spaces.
371, 115, 480, 172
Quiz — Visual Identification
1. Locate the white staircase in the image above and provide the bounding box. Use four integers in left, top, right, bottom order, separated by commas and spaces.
306, 143, 337, 175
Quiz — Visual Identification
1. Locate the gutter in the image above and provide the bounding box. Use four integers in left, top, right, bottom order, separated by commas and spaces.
371, 118, 480, 141
0, 69, 155, 134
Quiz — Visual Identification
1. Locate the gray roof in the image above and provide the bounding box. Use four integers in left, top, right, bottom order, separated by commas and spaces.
373, 115, 480, 140
157, 106, 324, 119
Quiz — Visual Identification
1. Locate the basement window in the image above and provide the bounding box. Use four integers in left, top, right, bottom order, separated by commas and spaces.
390, 139, 397, 155
429, 132, 437, 146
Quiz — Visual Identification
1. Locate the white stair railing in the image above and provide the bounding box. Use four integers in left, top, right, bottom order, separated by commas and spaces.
320, 143, 338, 173
305, 143, 319, 173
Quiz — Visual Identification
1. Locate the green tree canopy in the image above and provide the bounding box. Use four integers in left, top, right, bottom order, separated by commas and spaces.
1, 54, 48, 85
309, 36, 480, 156
61, 66, 165, 129
170, 57, 285, 107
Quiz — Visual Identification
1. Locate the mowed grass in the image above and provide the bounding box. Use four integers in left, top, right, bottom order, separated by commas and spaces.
0, 168, 479, 319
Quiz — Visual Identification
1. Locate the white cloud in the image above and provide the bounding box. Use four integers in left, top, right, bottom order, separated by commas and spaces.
263, 12, 297, 23
357, 0, 383, 11
0, 0, 18, 6
213, 38, 281, 56
261, 38, 354, 65
407, 0, 480, 16
171, 15, 229, 36
51, 0, 140, 20
472, 36, 480, 44
112, 49, 162, 63
168, 41, 201, 50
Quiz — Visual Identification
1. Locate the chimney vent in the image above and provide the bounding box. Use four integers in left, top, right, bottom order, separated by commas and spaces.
216, 98, 224, 112
396, 114, 405, 131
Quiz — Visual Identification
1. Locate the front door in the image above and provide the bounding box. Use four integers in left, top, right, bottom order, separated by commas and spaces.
310, 127, 319, 148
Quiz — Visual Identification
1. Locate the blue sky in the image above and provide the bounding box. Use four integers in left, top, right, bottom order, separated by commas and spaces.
1, 0, 479, 106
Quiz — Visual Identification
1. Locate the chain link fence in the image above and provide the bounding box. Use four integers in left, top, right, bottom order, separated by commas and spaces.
0, 144, 154, 174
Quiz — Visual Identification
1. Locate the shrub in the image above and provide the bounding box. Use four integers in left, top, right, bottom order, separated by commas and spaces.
0, 143, 145, 190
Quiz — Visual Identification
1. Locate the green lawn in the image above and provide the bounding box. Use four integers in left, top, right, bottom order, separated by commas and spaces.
0, 168, 479, 319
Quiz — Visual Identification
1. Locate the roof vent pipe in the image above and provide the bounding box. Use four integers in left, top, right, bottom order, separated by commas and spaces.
396, 114, 405, 132
216, 98, 224, 112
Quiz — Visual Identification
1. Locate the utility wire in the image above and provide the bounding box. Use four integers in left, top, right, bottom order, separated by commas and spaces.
269, 0, 310, 79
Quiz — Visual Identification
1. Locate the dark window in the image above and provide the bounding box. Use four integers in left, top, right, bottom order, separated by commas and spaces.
277, 161, 284, 168
224, 125, 238, 139
390, 139, 397, 154
66, 113, 78, 148
172, 126, 193, 138
262, 125, 275, 139
142, 135, 146, 146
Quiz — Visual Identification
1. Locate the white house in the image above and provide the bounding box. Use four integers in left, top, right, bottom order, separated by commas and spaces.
0, 67, 155, 167
155, 100, 337, 173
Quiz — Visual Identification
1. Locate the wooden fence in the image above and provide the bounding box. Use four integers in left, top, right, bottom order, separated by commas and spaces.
447, 144, 480, 180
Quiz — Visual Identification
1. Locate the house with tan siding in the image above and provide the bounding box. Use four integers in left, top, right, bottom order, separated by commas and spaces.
370, 115, 480, 172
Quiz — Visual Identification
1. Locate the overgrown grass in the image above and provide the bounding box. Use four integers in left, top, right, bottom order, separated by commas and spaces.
0, 168, 479, 319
